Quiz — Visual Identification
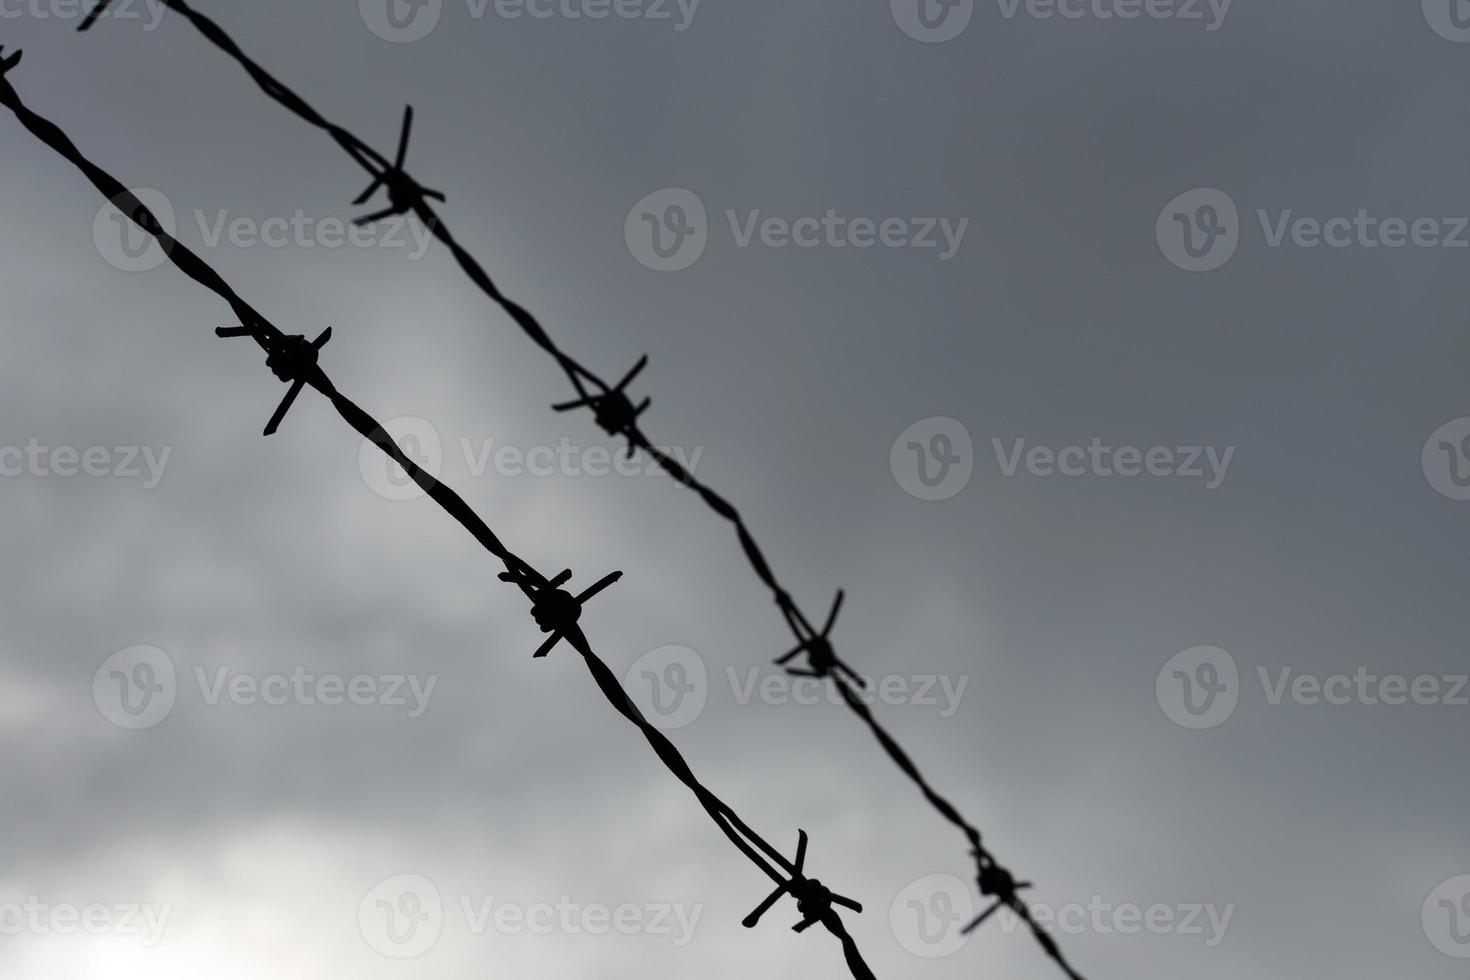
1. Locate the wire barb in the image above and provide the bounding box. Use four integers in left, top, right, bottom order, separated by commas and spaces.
743, 830, 863, 933
551, 354, 650, 457
963, 850, 1033, 934
775, 588, 866, 688
217, 324, 332, 435
498, 566, 622, 658
352, 105, 445, 226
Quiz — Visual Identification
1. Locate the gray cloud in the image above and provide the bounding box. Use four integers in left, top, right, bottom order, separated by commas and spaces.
0, 0, 1465, 977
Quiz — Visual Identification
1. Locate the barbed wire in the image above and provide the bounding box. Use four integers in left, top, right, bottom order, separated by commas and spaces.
69, 3, 1092, 976
0, 48, 878, 980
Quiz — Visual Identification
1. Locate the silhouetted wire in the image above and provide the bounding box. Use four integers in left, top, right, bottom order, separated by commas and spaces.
79, 6, 1089, 976
0, 52, 876, 980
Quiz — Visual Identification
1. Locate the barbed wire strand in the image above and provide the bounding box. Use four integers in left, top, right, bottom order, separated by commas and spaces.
0, 50, 878, 980
72, 4, 1093, 975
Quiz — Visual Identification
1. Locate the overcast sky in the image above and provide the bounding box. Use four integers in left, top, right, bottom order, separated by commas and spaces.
0, 1, 1467, 978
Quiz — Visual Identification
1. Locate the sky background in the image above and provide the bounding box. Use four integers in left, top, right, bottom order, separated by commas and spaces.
0, 1, 1467, 978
